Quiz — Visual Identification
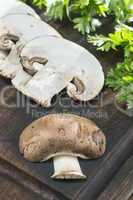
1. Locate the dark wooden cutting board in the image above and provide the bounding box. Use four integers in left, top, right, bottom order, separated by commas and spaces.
0, 18, 133, 200
98, 155, 133, 200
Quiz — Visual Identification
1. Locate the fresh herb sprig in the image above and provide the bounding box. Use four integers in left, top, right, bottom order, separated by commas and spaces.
23, 0, 133, 34
117, 83, 133, 109
23, 0, 108, 34
88, 24, 133, 108
88, 24, 133, 52
109, 0, 133, 23
47, 0, 108, 34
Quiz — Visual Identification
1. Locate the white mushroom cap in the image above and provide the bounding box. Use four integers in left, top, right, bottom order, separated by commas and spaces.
0, 0, 18, 17
0, 50, 8, 65
0, 14, 61, 79
12, 67, 31, 93
0, 46, 21, 78
17, 36, 104, 105
0, 0, 40, 18
0, 14, 61, 50
67, 50, 105, 101
15, 63, 73, 107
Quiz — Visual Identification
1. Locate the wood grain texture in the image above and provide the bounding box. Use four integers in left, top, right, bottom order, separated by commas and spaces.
74, 126, 133, 200
129, 195, 133, 200
98, 156, 133, 200
0, 171, 42, 200
0, 158, 67, 200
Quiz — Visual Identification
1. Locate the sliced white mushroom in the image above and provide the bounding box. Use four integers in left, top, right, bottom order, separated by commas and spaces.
12, 62, 73, 107
12, 67, 31, 94
0, 14, 61, 50
0, 14, 61, 78
0, 0, 19, 17
0, 0, 46, 76
66, 50, 105, 101
0, 0, 40, 19
0, 50, 8, 64
0, 46, 20, 78
15, 36, 104, 105
19, 114, 106, 179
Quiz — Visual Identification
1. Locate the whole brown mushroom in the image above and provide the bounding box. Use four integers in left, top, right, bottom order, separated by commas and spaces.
19, 114, 106, 179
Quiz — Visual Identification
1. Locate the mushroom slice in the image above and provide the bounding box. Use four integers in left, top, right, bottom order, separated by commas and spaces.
12, 67, 32, 95
66, 49, 105, 101
18, 36, 104, 105
0, 0, 40, 19
0, 50, 8, 65
0, 14, 61, 51
19, 113, 106, 179
20, 56, 48, 76
0, 14, 61, 78
20, 63, 73, 107
0, 46, 20, 78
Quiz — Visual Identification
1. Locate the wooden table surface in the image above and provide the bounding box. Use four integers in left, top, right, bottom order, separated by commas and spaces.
0, 13, 133, 200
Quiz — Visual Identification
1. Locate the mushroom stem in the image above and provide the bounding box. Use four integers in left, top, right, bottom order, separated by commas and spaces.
0, 51, 7, 63
52, 155, 86, 179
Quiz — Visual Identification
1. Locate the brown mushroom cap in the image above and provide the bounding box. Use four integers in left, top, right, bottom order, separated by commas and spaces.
19, 114, 106, 162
